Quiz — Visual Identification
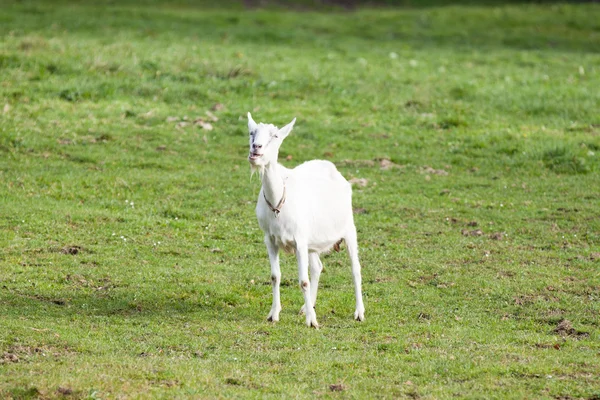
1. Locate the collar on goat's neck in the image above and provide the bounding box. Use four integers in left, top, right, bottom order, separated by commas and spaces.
260, 163, 286, 217
264, 183, 286, 217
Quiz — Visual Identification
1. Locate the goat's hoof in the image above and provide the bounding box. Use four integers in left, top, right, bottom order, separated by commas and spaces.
267, 308, 281, 322
354, 309, 365, 321
306, 312, 319, 328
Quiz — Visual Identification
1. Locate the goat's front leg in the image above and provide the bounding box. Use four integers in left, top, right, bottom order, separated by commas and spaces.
296, 243, 318, 328
265, 236, 282, 322
300, 253, 323, 316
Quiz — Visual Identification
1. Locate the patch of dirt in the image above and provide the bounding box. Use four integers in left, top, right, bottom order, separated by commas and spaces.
5, 284, 69, 306
553, 319, 589, 339
514, 294, 559, 306
420, 166, 449, 176
514, 295, 535, 306
225, 377, 243, 386
377, 158, 403, 170
1, 352, 19, 363
194, 118, 213, 131
497, 270, 515, 278
417, 312, 431, 321
61, 245, 82, 255
329, 383, 346, 392
1, 344, 74, 364
57, 386, 73, 395
353, 207, 367, 214
349, 178, 368, 187
490, 232, 504, 240
462, 229, 484, 237
151, 380, 180, 388
339, 159, 376, 167
535, 343, 561, 350
65, 274, 115, 291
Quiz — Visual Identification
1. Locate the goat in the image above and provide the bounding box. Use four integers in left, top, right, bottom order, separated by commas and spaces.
247, 113, 365, 328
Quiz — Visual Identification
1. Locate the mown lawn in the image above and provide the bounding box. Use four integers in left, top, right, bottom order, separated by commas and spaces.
1, 1, 599, 398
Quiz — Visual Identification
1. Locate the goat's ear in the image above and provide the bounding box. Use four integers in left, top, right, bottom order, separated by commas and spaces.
278, 117, 296, 139
247, 112, 258, 133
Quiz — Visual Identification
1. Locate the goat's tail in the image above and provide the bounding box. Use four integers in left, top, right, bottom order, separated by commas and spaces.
333, 238, 344, 252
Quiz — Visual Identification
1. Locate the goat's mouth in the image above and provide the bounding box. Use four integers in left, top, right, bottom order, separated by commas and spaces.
248, 152, 263, 161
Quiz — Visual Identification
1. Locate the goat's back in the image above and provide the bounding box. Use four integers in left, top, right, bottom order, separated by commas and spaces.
285, 160, 354, 248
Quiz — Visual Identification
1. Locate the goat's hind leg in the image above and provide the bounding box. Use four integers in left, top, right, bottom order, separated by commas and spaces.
265, 236, 282, 322
345, 226, 365, 321
300, 252, 323, 316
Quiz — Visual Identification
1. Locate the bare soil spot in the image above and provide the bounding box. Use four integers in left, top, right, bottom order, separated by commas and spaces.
339, 159, 375, 167
57, 386, 73, 395
462, 229, 484, 237
378, 158, 402, 170
61, 245, 82, 255
151, 380, 179, 388
515, 294, 559, 306
514, 295, 535, 306
349, 178, 368, 187
225, 377, 243, 386
535, 343, 561, 350
490, 232, 504, 240
421, 166, 448, 176
1, 352, 19, 363
329, 383, 346, 392
1, 344, 75, 364
65, 274, 115, 291
553, 319, 589, 339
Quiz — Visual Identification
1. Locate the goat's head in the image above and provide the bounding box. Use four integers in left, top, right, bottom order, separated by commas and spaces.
247, 112, 296, 169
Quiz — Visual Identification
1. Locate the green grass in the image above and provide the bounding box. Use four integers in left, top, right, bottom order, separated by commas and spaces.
1, 1, 600, 398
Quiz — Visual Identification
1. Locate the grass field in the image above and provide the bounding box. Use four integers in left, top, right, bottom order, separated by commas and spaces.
1, 1, 600, 398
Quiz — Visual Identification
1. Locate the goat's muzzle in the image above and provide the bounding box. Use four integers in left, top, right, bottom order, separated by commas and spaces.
248, 152, 263, 163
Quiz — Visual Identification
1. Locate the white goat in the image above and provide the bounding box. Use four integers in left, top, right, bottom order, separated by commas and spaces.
247, 113, 365, 328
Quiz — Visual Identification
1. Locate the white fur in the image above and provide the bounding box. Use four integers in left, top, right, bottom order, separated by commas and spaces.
247, 113, 365, 328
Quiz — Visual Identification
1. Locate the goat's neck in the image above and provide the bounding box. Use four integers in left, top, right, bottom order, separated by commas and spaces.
262, 162, 285, 207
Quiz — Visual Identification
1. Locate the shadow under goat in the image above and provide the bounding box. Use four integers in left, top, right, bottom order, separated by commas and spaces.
247, 112, 365, 328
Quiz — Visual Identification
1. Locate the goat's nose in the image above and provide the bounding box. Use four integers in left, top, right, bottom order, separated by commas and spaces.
253, 144, 262, 150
